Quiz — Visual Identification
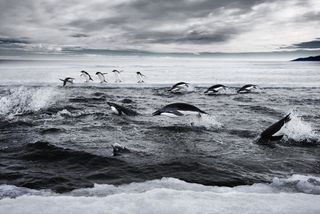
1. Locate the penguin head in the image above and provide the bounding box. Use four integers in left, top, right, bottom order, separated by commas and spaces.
152, 110, 162, 116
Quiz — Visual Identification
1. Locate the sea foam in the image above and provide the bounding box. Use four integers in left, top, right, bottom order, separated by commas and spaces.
280, 113, 319, 144
0, 175, 320, 214
0, 87, 61, 119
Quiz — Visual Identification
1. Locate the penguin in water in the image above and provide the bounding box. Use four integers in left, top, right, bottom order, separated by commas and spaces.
136, 71, 146, 83
107, 102, 139, 116
256, 114, 291, 145
80, 70, 93, 82
112, 143, 130, 156
112, 70, 123, 83
59, 77, 74, 86
152, 103, 207, 117
168, 82, 189, 93
237, 84, 257, 93
204, 84, 227, 95
96, 72, 108, 83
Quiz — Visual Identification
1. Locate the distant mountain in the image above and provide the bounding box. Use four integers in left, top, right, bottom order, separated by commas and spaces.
292, 55, 320, 61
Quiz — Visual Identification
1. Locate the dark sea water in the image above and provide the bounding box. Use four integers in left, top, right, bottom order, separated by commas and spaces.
0, 58, 320, 213
0, 84, 319, 192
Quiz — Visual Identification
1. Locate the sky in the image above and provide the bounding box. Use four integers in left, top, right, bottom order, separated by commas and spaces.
0, 0, 320, 55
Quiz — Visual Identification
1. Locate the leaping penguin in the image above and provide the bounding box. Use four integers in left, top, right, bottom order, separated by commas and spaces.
80, 70, 93, 82
96, 72, 108, 83
136, 72, 146, 83
256, 113, 291, 145
152, 103, 207, 117
112, 143, 130, 156
107, 102, 139, 116
204, 84, 227, 94
237, 84, 257, 93
59, 77, 74, 86
112, 70, 122, 83
168, 82, 189, 93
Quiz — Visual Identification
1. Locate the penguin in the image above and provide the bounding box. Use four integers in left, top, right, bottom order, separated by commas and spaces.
256, 114, 291, 145
112, 70, 123, 83
136, 71, 146, 83
237, 84, 257, 93
168, 82, 189, 93
204, 84, 227, 94
107, 102, 139, 116
96, 72, 108, 83
59, 77, 74, 86
80, 70, 93, 82
152, 103, 207, 117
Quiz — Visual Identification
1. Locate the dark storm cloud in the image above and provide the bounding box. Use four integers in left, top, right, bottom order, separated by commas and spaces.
126, 28, 240, 44
116, 0, 269, 20
300, 11, 320, 22
70, 33, 90, 38
289, 39, 320, 49
68, 16, 130, 31
68, 0, 270, 30
176, 28, 240, 44
0, 37, 30, 45
66, 0, 265, 46
0, 37, 31, 50
0, 0, 319, 53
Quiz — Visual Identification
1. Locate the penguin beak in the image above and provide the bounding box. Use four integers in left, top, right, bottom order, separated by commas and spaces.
152, 110, 161, 116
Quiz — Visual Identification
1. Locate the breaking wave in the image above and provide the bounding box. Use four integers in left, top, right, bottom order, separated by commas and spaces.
0, 175, 320, 214
0, 87, 61, 119
281, 113, 319, 145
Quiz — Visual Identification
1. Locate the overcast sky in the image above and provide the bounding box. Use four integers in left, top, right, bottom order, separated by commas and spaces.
0, 0, 319, 54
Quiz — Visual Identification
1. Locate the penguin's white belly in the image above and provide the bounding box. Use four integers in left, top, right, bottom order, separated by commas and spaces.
177, 110, 199, 115
111, 106, 120, 115
172, 85, 187, 91
82, 75, 90, 82
160, 112, 180, 117
214, 86, 224, 91
97, 74, 105, 82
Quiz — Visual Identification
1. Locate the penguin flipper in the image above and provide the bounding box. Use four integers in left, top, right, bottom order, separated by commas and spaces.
270, 135, 284, 141
168, 109, 184, 116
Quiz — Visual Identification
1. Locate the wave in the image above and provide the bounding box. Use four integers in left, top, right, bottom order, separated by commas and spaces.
0, 120, 34, 129
0, 87, 61, 119
280, 113, 320, 146
0, 175, 320, 214
69, 96, 106, 103
19, 141, 117, 164
1, 141, 141, 192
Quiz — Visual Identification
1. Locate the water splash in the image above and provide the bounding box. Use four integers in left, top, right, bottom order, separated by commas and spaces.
187, 114, 222, 129
280, 112, 319, 144
0, 87, 61, 119
271, 174, 320, 194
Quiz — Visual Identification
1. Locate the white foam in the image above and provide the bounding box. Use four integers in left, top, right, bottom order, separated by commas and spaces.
0, 87, 61, 119
1, 175, 320, 214
188, 114, 223, 129
280, 113, 319, 144
56, 109, 73, 117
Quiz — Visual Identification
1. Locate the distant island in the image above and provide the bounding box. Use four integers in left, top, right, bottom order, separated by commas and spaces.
292, 55, 320, 61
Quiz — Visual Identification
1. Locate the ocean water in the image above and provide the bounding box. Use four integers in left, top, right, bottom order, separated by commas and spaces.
0, 56, 320, 213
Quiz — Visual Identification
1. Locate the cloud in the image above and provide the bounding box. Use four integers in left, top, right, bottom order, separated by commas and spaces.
70, 33, 90, 38
0, 37, 30, 45
286, 38, 320, 49
0, 37, 31, 50
0, 0, 319, 54
124, 27, 240, 44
